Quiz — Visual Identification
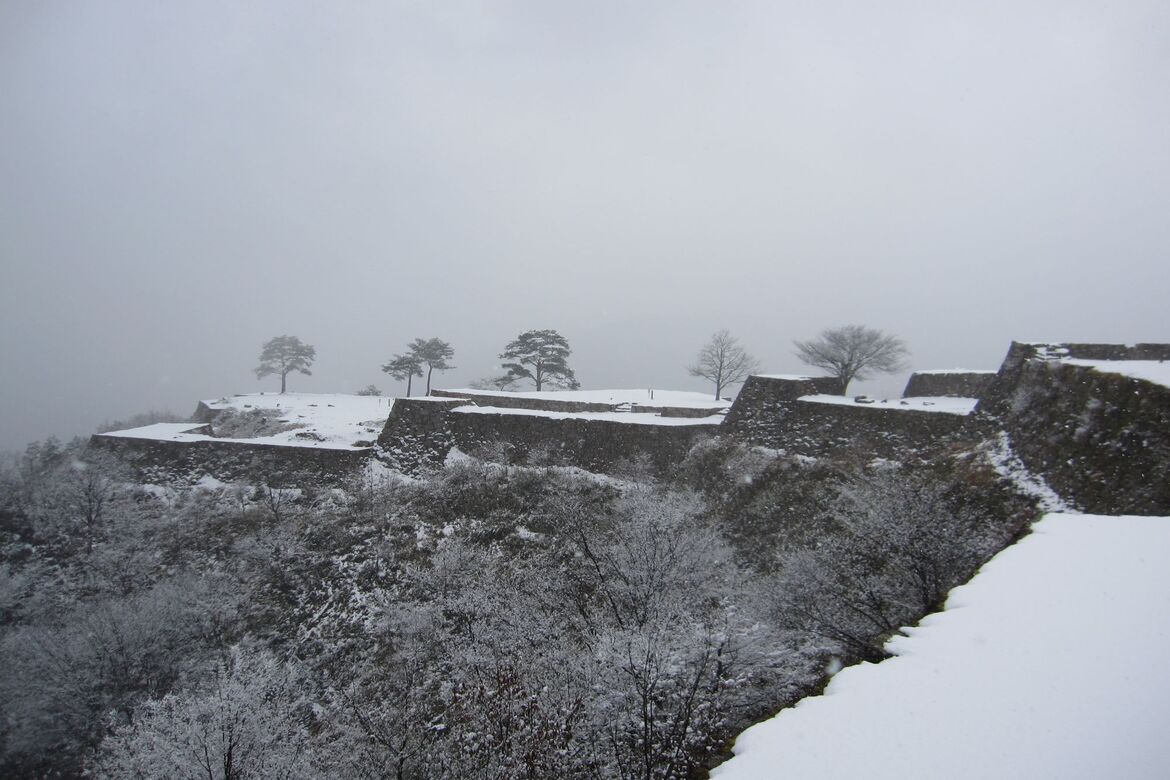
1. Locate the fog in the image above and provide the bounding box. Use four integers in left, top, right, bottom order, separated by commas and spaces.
2, 1, 1167, 452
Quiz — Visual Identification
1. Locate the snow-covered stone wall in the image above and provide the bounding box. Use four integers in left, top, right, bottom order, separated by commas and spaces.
377, 397, 720, 476
89, 432, 370, 487
722, 375, 842, 442
902, 370, 995, 399
723, 374, 981, 459
375, 397, 463, 474
430, 389, 617, 413
977, 342, 1170, 515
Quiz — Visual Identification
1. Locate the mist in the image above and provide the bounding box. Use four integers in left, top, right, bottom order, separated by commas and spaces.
2, 0, 1167, 451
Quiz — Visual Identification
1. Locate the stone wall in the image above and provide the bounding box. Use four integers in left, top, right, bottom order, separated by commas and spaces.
1045, 343, 1170, 361
90, 434, 370, 487
376, 398, 464, 474
729, 396, 982, 460
902, 371, 995, 399
977, 342, 1170, 515
430, 389, 616, 413
629, 404, 725, 418
722, 375, 843, 444
445, 410, 719, 474
376, 398, 719, 476
432, 389, 726, 418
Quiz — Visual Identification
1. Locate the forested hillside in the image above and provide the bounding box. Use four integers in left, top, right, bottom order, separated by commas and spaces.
0, 434, 1034, 778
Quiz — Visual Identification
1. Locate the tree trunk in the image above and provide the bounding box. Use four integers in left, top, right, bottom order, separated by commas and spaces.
426, 364, 434, 395
280, 371, 287, 394
406, 374, 413, 397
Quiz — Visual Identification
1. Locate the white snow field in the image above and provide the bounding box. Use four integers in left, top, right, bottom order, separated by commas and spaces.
713, 513, 1170, 780
442, 387, 731, 409
100, 393, 393, 450
798, 394, 979, 415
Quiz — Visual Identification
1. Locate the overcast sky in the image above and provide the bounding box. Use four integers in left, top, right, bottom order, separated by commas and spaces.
2, 1, 1167, 451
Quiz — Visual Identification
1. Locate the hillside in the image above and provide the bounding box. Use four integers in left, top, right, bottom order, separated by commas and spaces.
2, 341, 1168, 778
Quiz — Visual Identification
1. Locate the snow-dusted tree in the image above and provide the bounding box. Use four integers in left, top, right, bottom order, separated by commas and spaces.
382, 351, 424, 397
793, 324, 908, 395
92, 645, 316, 779
255, 335, 316, 393
1, 576, 232, 774
10, 445, 134, 558
773, 471, 1007, 662
499, 329, 579, 391
552, 488, 781, 777
60, 451, 126, 554
410, 337, 455, 395
688, 329, 761, 400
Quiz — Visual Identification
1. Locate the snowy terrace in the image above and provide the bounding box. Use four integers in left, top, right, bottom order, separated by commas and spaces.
440, 387, 731, 410
798, 395, 979, 416
100, 393, 393, 450
1059, 359, 1170, 389
713, 513, 1170, 779
449, 405, 725, 426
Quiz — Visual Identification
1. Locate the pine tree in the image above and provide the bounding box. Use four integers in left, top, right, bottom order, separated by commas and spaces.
409, 338, 455, 395
382, 353, 424, 397
254, 335, 316, 393
499, 329, 579, 391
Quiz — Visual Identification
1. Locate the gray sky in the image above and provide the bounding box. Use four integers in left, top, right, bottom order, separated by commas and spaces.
2, 1, 1168, 451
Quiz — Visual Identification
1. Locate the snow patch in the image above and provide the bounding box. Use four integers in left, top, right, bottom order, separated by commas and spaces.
450, 405, 724, 426
798, 395, 978, 416
983, 432, 1069, 513
752, 373, 820, 381
442, 387, 730, 409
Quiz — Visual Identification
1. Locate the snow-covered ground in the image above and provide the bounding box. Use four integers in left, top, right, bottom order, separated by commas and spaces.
713, 512, 1170, 780
100, 393, 393, 450
798, 395, 979, 415
441, 387, 730, 409
450, 405, 725, 426
1060, 359, 1170, 390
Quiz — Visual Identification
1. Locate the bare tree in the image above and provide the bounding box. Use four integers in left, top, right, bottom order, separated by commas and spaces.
773, 471, 1006, 663
688, 330, 760, 400
92, 646, 314, 779
793, 324, 908, 395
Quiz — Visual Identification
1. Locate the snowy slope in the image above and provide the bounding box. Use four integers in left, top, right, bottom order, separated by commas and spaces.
101, 393, 393, 450
713, 513, 1170, 780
